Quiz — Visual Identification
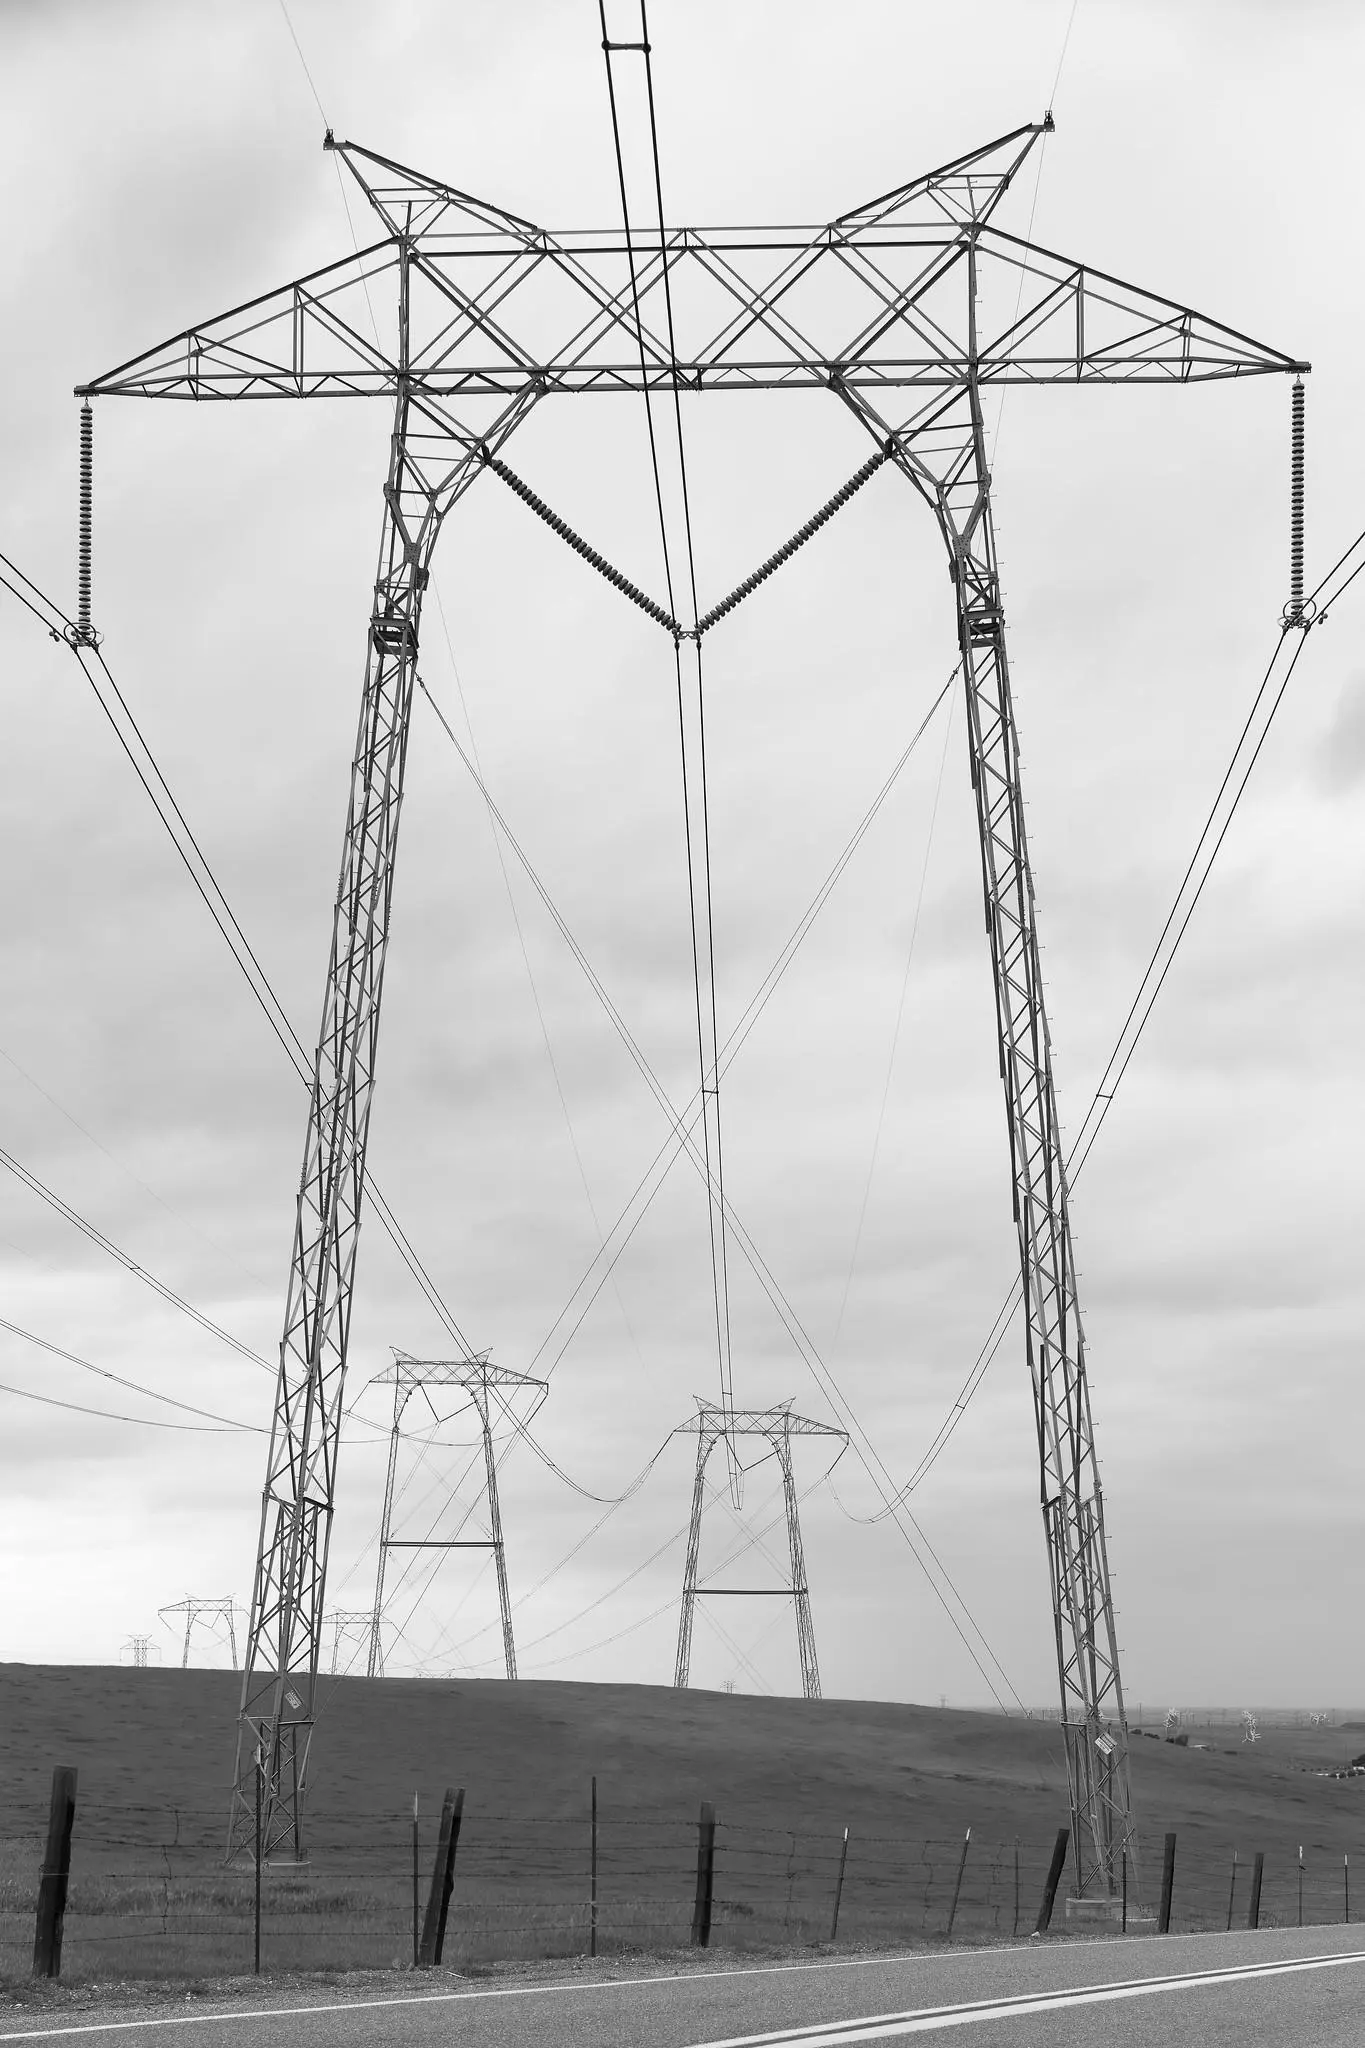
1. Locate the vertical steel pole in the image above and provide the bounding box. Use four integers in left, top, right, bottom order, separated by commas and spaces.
590, 1776, 598, 1957
830, 1827, 849, 1942
946, 1828, 971, 1940
674, 1426, 714, 1688
253, 1748, 262, 1975
411, 1795, 419, 1968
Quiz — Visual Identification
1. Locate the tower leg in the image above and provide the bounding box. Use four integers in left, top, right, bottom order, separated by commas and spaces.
674, 1429, 716, 1688
777, 1418, 822, 1701
935, 380, 1134, 1896
227, 381, 436, 1863
369, 1383, 411, 1678
479, 1371, 518, 1681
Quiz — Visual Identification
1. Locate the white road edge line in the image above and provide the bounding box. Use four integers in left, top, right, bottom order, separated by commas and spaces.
0, 1944, 1037, 2042
1, 1935, 1360, 2042
692, 1947, 1365, 2045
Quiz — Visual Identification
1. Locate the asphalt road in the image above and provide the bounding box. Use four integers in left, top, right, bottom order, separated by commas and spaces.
3, 1927, 1363, 2047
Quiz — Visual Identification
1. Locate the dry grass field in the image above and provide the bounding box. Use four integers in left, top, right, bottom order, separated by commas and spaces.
1, 1665, 1361, 1983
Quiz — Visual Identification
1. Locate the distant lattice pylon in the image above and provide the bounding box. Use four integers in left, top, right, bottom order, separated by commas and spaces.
159, 1596, 240, 1670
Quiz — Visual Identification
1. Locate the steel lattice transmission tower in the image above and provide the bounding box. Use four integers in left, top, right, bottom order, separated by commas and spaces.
159, 1596, 240, 1670
77, 111, 1305, 1883
366, 1351, 544, 1682
674, 1401, 846, 1700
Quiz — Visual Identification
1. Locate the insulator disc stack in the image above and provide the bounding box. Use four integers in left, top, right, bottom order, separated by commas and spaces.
77, 402, 94, 641
1288, 378, 1305, 625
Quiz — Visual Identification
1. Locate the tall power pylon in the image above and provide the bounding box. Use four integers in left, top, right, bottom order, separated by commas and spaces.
159, 1596, 239, 1669
78, 108, 1305, 1883
366, 1350, 544, 1682
674, 1401, 846, 1700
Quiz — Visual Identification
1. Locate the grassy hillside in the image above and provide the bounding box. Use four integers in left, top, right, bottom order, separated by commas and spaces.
1, 1666, 1361, 1979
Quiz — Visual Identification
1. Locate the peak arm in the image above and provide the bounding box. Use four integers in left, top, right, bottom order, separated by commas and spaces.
77, 239, 401, 401
976, 225, 1308, 382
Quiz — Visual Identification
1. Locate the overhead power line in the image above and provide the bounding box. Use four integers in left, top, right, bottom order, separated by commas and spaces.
0, 550, 485, 1387
0, 1314, 265, 1432
0, 1138, 271, 1374
865, 589, 1343, 1515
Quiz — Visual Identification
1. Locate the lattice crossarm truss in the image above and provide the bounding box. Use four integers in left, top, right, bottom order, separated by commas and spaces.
77, 242, 402, 402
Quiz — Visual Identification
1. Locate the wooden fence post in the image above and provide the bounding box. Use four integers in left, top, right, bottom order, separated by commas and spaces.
418, 1787, 464, 1967
1121, 1846, 1128, 1934
411, 1795, 420, 1968
1297, 1845, 1304, 1928
1247, 1851, 1264, 1930
1158, 1832, 1177, 1934
830, 1827, 849, 1942
1034, 1827, 1069, 1935
1012, 1838, 1020, 1938
946, 1829, 971, 1939
253, 1747, 262, 1975
32, 1767, 77, 1979
1345, 1852, 1350, 1925
691, 1801, 716, 1948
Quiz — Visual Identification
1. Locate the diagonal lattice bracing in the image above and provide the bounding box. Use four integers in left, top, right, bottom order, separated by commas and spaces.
77, 113, 1304, 1887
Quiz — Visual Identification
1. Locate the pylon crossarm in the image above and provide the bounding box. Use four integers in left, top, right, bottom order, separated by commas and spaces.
77, 242, 401, 401
972, 226, 1309, 383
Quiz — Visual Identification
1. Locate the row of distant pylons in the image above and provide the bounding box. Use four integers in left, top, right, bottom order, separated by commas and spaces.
158, 1355, 844, 1696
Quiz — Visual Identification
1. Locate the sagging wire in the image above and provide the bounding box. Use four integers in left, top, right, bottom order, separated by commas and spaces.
0, 1315, 265, 1434
0, 544, 499, 1440
599, 0, 739, 1487
418, 671, 953, 1390
847, 601, 1329, 1520
831, 689, 957, 1354
419, 664, 1021, 1703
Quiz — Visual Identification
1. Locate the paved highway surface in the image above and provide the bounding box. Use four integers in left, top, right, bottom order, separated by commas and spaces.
2, 1927, 1362, 2046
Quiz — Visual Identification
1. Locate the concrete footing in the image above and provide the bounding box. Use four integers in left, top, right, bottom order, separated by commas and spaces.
1065, 1894, 1156, 1932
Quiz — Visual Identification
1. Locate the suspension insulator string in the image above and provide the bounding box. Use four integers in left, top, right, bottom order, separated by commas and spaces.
67, 400, 101, 649
1284, 377, 1309, 629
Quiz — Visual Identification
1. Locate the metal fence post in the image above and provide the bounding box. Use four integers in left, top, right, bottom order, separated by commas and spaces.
1226, 1850, 1238, 1931
253, 1748, 262, 1975
590, 1776, 598, 1957
1248, 1851, 1264, 1930
411, 1795, 419, 1968
946, 1829, 971, 1940
691, 1802, 716, 1948
1158, 1832, 1177, 1935
32, 1767, 77, 1980
830, 1827, 849, 1942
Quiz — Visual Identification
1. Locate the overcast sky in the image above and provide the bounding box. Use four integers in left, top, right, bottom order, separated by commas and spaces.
0, 0, 1360, 1716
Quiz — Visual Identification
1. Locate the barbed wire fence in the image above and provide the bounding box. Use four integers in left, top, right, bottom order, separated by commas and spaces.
2, 1780, 1360, 1984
